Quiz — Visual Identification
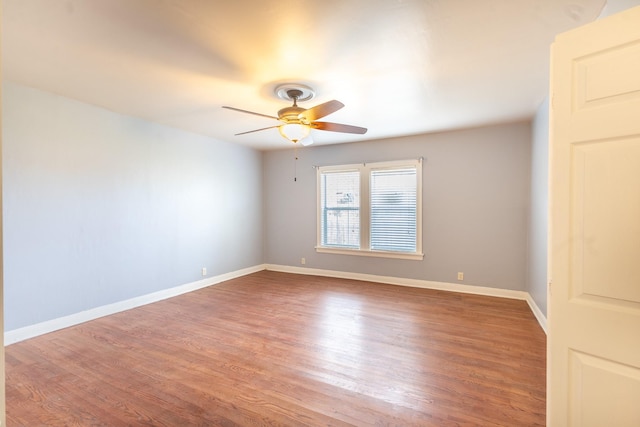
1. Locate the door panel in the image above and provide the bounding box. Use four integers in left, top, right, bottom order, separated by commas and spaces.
573, 137, 640, 304
574, 41, 640, 110
569, 351, 640, 427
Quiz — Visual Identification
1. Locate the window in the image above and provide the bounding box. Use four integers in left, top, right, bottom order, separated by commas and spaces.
317, 159, 423, 260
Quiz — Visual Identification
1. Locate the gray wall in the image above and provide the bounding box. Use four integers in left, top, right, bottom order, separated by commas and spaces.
528, 100, 549, 315
600, 0, 640, 17
264, 122, 532, 291
3, 82, 263, 331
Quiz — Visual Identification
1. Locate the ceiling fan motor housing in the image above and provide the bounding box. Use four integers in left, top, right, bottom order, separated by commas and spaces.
278, 105, 307, 124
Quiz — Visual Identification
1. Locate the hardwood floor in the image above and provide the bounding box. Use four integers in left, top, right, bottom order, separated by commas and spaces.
6, 270, 546, 426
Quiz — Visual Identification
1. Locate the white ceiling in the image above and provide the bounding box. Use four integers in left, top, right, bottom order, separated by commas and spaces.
3, 0, 608, 150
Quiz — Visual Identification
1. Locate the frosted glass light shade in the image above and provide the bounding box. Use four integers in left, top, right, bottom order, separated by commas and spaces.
278, 123, 310, 143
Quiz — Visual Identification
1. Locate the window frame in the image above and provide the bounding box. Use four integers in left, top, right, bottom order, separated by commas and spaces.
316, 159, 423, 260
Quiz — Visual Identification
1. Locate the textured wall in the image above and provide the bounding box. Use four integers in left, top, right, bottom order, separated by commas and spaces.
3, 82, 263, 331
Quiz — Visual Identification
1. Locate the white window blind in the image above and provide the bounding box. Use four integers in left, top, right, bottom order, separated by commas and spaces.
370, 167, 417, 252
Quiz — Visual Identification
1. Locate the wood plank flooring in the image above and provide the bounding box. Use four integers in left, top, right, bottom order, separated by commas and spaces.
6, 270, 546, 426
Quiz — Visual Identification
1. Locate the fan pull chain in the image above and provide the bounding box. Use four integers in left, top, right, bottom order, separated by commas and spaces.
293, 145, 298, 182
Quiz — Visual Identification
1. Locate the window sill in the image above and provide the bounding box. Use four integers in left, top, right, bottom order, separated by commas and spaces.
315, 246, 424, 261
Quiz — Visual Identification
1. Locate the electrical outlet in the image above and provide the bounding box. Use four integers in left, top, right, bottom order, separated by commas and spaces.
301, 257, 306, 265
457, 272, 464, 281
202, 267, 207, 276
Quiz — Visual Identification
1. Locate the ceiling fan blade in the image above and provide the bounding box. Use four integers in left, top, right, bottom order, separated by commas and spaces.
299, 100, 344, 121
222, 106, 279, 120
311, 121, 367, 134
300, 133, 314, 146
234, 125, 279, 136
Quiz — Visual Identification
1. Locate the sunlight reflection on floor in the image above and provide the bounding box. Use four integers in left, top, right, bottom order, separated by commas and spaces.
315, 291, 424, 408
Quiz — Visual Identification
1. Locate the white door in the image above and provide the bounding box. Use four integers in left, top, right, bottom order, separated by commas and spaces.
549, 5, 640, 427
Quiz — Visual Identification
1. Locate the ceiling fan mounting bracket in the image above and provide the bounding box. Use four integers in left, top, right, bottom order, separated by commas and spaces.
287, 89, 303, 100
274, 83, 315, 103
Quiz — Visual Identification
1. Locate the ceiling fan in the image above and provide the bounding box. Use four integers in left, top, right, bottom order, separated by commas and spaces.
222, 86, 367, 145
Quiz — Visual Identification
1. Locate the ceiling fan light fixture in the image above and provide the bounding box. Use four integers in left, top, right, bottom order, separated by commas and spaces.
278, 123, 310, 143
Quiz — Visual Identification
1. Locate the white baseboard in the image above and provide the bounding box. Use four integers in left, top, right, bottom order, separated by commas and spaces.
6, 262, 548, 345
5, 264, 267, 345
266, 264, 527, 299
266, 264, 548, 333
525, 293, 548, 334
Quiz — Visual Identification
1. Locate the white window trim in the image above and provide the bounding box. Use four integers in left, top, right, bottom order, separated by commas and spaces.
316, 159, 424, 260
